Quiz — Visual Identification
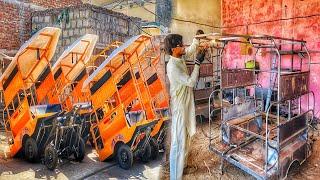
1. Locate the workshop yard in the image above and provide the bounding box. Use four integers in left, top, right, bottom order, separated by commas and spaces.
160, 121, 320, 180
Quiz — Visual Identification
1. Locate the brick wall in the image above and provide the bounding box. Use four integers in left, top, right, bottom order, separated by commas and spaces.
222, 0, 320, 115
26, 0, 82, 8
0, 0, 34, 55
0, 0, 82, 55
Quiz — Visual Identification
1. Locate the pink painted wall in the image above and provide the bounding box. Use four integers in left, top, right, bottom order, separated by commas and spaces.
221, 0, 320, 116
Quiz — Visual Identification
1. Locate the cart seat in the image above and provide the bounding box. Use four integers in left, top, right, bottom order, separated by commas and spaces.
155, 108, 169, 117
125, 110, 145, 126
30, 104, 62, 116
73, 102, 91, 109
226, 113, 258, 125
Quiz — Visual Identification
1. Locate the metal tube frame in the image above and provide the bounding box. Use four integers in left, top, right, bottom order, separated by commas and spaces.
207, 33, 313, 179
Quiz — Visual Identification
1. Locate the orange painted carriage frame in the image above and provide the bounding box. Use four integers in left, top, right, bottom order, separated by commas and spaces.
83, 35, 169, 161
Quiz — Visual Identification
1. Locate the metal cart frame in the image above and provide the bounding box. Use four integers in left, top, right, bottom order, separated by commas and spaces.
200, 33, 315, 179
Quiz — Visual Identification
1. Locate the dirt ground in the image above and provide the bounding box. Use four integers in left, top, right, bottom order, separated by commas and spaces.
160, 121, 320, 180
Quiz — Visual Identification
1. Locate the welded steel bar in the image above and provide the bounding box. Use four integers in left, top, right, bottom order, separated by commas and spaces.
275, 37, 281, 175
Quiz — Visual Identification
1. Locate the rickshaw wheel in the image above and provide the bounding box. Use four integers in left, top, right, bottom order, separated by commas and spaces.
140, 142, 152, 163
149, 138, 159, 160
24, 137, 39, 163
74, 138, 85, 162
44, 144, 58, 170
117, 144, 133, 170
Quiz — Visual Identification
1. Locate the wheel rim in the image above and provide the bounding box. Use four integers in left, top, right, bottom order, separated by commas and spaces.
27, 143, 33, 158
75, 147, 81, 158
120, 150, 128, 164
47, 150, 54, 167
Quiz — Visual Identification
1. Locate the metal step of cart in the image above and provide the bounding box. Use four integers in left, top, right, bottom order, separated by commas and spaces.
211, 138, 277, 180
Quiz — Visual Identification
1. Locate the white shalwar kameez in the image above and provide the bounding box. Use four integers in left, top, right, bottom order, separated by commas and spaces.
167, 38, 200, 180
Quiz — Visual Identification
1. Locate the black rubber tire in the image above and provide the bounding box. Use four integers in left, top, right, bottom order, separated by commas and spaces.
140, 142, 152, 163
44, 144, 58, 170
149, 138, 159, 160
117, 144, 133, 170
74, 138, 85, 162
24, 137, 39, 163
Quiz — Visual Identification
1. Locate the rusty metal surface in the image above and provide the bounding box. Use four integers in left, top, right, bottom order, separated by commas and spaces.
226, 139, 276, 179
279, 112, 307, 144
280, 72, 309, 101
187, 63, 214, 77
194, 87, 214, 101
279, 138, 308, 179
223, 100, 255, 121
221, 69, 255, 89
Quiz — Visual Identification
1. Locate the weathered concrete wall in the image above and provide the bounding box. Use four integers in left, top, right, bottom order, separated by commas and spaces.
82, 0, 113, 6
156, 0, 172, 28
105, 0, 222, 44
32, 4, 141, 63
222, 0, 320, 115
170, 0, 221, 43
115, 2, 156, 22
147, 0, 223, 43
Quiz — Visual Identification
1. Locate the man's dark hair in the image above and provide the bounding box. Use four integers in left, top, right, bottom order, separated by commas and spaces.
164, 34, 183, 55
196, 29, 204, 35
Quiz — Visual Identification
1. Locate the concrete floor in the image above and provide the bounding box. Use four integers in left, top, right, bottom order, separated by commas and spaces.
85, 158, 161, 180
0, 146, 162, 180
161, 122, 320, 180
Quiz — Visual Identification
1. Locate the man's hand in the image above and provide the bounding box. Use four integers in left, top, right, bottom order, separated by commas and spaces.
202, 39, 217, 49
195, 49, 206, 65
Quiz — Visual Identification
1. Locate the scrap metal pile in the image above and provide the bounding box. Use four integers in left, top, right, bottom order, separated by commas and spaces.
0, 27, 169, 170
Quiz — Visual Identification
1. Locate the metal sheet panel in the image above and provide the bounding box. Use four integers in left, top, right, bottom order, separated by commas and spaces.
280, 72, 309, 101
221, 69, 255, 89
223, 100, 256, 121
279, 112, 307, 143
187, 63, 214, 77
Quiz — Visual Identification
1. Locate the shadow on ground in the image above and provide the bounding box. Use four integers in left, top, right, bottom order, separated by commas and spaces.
0, 145, 114, 180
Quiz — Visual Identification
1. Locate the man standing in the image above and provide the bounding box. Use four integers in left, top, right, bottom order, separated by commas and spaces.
165, 31, 206, 180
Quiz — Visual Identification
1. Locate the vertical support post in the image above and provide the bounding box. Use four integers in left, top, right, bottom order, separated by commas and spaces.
276, 40, 281, 174
303, 42, 311, 113
288, 100, 291, 120
219, 43, 225, 136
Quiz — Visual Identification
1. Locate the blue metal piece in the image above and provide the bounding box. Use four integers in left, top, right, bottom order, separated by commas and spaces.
265, 88, 272, 111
